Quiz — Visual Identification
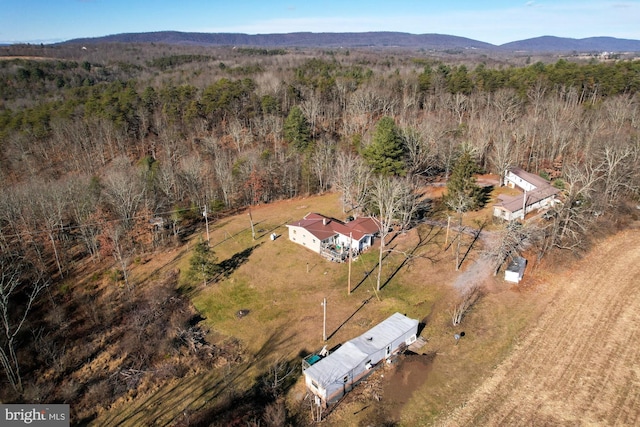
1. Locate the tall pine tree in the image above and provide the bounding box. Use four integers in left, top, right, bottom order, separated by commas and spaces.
362, 116, 406, 177
283, 106, 311, 152
444, 149, 483, 212
189, 238, 220, 286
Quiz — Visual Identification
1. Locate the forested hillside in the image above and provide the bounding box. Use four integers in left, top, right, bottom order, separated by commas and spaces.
1, 43, 639, 423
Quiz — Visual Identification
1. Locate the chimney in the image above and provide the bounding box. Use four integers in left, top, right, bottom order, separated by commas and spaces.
323, 218, 328, 226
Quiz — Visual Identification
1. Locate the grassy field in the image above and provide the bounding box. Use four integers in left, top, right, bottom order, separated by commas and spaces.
92, 189, 566, 426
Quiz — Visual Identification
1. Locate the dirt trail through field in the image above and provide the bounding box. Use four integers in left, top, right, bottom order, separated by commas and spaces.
439, 227, 640, 426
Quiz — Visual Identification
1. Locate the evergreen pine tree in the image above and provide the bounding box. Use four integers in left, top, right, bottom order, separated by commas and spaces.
444, 149, 483, 211
283, 106, 311, 151
362, 116, 406, 176
189, 238, 220, 286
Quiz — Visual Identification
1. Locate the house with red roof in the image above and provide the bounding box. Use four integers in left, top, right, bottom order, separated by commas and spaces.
286, 213, 380, 260
493, 168, 559, 221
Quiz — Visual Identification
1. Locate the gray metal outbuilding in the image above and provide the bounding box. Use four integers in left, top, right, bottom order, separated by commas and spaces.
303, 312, 419, 407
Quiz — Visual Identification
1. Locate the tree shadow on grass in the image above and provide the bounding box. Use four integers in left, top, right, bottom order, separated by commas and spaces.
97, 328, 298, 427
479, 185, 494, 208
381, 225, 445, 291
327, 296, 374, 341
214, 242, 263, 281
457, 220, 486, 270
350, 245, 396, 294
173, 328, 302, 426
255, 218, 292, 240
379, 225, 444, 291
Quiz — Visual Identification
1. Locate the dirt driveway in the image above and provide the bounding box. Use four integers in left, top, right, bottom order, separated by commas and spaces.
438, 226, 640, 426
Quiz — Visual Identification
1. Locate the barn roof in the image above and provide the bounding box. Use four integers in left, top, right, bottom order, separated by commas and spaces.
303, 313, 418, 388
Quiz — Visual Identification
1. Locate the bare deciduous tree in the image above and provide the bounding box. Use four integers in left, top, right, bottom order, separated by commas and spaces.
301, 89, 321, 138
537, 157, 604, 258
600, 142, 637, 208
99, 221, 134, 291
0, 253, 49, 393
178, 153, 210, 211
68, 176, 101, 260
487, 221, 534, 275
445, 191, 474, 271
448, 283, 480, 326
368, 175, 416, 291
332, 152, 371, 214
310, 138, 336, 193
261, 358, 297, 398
30, 179, 70, 278
102, 156, 146, 229
400, 125, 436, 177
227, 118, 253, 154
490, 129, 516, 185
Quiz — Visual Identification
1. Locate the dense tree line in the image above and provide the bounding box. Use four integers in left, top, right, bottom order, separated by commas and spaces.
1, 47, 639, 282
0, 44, 639, 419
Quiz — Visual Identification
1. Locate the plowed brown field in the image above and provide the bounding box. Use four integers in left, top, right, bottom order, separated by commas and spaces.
439, 227, 640, 426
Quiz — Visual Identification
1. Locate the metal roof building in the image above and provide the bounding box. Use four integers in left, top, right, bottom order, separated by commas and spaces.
303, 312, 419, 407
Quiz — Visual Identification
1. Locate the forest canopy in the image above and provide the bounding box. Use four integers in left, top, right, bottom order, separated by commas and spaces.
1, 42, 639, 423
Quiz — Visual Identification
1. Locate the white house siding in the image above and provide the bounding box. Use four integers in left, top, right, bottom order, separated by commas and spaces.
494, 206, 514, 221
504, 169, 547, 192
505, 171, 536, 192
335, 234, 354, 251
495, 168, 559, 221
359, 235, 372, 251
287, 225, 323, 253
335, 234, 372, 253
287, 214, 379, 258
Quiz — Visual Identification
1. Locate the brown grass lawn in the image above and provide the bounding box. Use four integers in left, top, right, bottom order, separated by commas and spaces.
92, 188, 592, 426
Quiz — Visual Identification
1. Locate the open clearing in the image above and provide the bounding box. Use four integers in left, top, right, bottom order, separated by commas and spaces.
91, 190, 640, 426
438, 226, 640, 426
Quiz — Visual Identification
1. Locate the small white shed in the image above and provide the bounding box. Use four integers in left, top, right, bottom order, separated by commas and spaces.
505, 256, 527, 283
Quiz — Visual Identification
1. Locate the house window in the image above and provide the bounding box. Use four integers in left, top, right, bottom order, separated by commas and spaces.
312, 239, 316, 243
311, 380, 318, 389
343, 375, 348, 383
293, 229, 296, 234
385, 345, 391, 358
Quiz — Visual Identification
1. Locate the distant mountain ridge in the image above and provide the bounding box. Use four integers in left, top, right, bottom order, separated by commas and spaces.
501, 36, 640, 52
62, 31, 640, 52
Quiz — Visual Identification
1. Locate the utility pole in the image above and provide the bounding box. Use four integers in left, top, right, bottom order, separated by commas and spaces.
445, 215, 451, 247
322, 297, 327, 342
203, 206, 210, 243
348, 232, 352, 295
248, 209, 256, 240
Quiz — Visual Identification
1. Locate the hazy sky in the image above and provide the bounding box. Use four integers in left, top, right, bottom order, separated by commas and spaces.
1, 0, 639, 45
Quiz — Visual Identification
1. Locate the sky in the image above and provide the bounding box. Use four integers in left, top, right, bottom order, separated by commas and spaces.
1, 0, 639, 45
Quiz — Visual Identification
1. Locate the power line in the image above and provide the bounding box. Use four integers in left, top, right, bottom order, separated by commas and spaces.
0, 205, 210, 240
